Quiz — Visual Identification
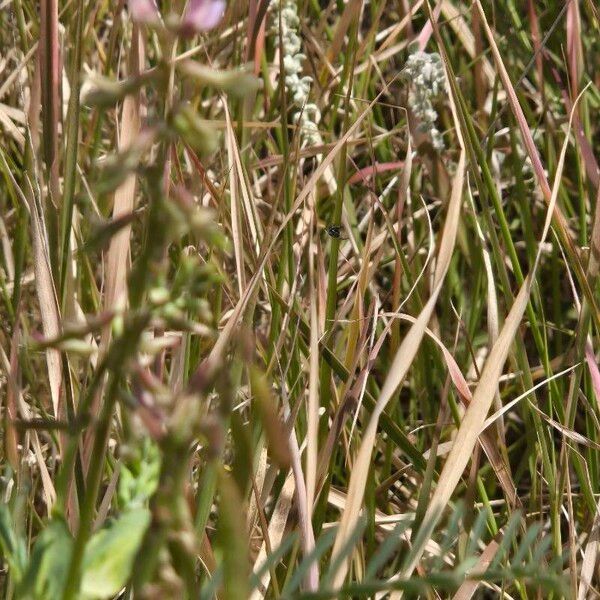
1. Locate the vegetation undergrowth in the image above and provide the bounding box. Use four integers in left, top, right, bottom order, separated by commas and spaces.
0, 0, 599, 598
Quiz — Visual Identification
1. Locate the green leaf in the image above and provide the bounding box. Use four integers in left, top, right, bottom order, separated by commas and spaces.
22, 517, 73, 599
282, 528, 336, 596
117, 439, 160, 510
81, 508, 150, 599
216, 470, 249, 600
171, 104, 219, 156
0, 504, 28, 585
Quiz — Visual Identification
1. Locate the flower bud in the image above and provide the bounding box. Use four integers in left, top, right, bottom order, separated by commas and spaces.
128, 0, 160, 24
180, 0, 225, 36
171, 104, 219, 156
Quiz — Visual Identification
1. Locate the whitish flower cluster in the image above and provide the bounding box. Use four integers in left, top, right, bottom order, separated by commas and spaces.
402, 51, 445, 151
279, 1, 311, 103
275, 0, 322, 147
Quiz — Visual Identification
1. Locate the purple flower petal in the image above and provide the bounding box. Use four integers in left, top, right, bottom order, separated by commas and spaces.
129, 0, 160, 24
181, 0, 225, 34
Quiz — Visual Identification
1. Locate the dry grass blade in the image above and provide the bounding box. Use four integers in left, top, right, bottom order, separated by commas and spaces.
481, 364, 579, 433
327, 489, 449, 561
224, 101, 262, 250
250, 472, 295, 600
451, 540, 499, 600
3, 2, 598, 597
225, 104, 248, 295
289, 426, 318, 591
578, 347, 600, 599
0, 104, 25, 148
329, 150, 465, 588
101, 27, 144, 331
467, 179, 504, 440
28, 204, 63, 417
578, 496, 600, 600
528, 402, 600, 450
376, 1, 424, 54
326, 0, 363, 65
3, 48, 63, 419
440, 0, 495, 86
16, 162, 64, 419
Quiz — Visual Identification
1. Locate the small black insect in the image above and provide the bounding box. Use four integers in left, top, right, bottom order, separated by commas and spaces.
325, 224, 343, 239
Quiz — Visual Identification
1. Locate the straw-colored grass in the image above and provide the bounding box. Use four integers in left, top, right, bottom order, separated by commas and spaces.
0, 0, 599, 598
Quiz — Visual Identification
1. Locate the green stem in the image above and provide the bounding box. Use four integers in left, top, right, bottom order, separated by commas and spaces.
319, 16, 359, 410
59, 0, 86, 306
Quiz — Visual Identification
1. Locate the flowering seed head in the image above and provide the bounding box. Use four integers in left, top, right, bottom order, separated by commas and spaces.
402, 51, 446, 151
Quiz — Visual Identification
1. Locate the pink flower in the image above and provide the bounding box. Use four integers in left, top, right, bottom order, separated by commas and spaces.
181, 0, 226, 35
128, 0, 160, 24
128, 0, 225, 35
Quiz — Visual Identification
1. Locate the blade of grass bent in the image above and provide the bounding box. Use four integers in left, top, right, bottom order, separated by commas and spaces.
393, 274, 534, 594
388, 312, 517, 506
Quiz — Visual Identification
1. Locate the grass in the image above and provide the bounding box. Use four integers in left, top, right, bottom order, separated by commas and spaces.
0, 0, 599, 598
